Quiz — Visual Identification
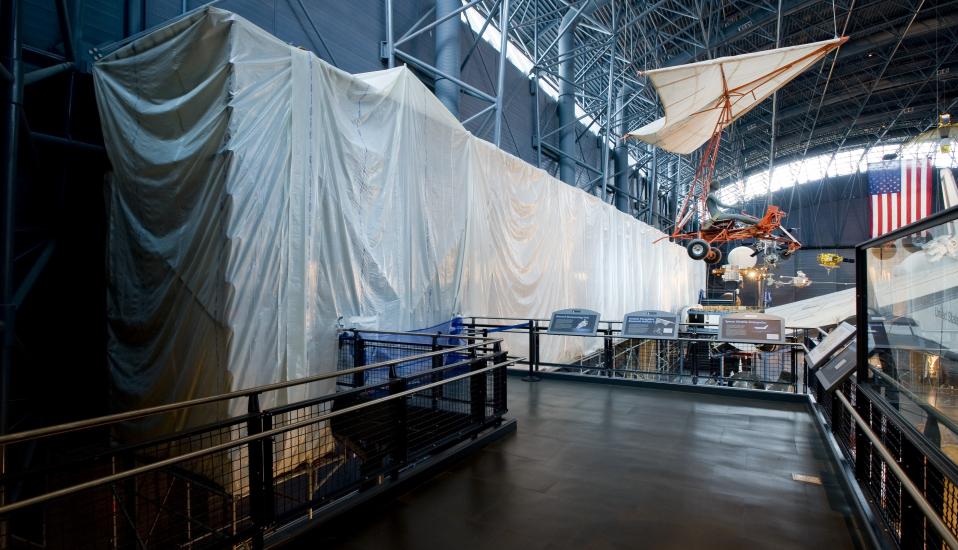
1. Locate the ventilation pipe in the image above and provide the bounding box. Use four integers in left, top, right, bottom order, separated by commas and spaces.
613, 86, 631, 213
435, 0, 461, 118
558, 0, 609, 185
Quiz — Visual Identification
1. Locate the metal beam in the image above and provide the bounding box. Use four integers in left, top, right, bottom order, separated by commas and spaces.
1, 0, 23, 440
394, 0, 482, 48
664, 0, 820, 66
393, 50, 496, 103
54, 0, 75, 62
12, 242, 54, 308
31, 132, 106, 153
494, 0, 511, 146
823, 0, 925, 174
23, 61, 73, 86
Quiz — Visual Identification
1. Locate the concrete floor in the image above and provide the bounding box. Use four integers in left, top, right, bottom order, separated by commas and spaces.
299, 377, 865, 549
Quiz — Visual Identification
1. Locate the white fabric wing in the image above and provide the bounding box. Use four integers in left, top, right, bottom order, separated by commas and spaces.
628, 38, 845, 154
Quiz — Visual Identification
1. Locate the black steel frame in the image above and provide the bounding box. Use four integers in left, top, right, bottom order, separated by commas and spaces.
462, 316, 808, 393
0, 330, 515, 549
811, 204, 958, 549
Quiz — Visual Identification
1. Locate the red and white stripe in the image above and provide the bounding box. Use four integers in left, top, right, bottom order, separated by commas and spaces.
870, 158, 933, 238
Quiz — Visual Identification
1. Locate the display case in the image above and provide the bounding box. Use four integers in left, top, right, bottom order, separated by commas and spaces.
857, 205, 958, 459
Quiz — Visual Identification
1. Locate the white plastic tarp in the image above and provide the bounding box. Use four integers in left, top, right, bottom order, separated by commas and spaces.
94, 8, 705, 435
627, 38, 844, 154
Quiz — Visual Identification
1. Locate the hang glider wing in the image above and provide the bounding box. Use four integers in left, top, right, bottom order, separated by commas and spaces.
627, 37, 846, 154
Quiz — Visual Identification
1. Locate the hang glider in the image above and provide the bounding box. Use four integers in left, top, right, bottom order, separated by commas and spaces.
627, 37, 847, 155
636, 37, 848, 262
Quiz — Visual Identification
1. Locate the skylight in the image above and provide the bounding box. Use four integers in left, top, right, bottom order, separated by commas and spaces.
716, 141, 958, 205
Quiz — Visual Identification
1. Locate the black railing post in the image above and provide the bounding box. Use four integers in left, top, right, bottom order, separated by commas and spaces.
493, 349, 507, 417
431, 332, 442, 410
352, 330, 365, 388
789, 346, 796, 393
603, 329, 613, 378
678, 340, 686, 380
390, 376, 408, 480
853, 384, 870, 493
470, 356, 487, 428
533, 320, 541, 372
899, 437, 924, 549
523, 320, 540, 382
691, 343, 699, 385
247, 393, 273, 548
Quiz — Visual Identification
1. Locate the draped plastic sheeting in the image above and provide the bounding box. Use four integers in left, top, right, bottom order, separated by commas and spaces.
95, 8, 704, 431
627, 38, 844, 154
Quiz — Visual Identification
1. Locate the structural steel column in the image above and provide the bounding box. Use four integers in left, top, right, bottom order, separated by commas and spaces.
385, 0, 395, 68
557, 12, 577, 184
1, 0, 23, 437
558, 1, 606, 184
613, 87, 631, 213
599, 0, 616, 202
765, 0, 783, 205
493, 0, 510, 146
124, 0, 144, 37
435, 0, 461, 118
648, 147, 658, 226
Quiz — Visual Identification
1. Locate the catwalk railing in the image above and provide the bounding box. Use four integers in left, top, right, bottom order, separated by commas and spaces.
461, 316, 808, 393
813, 205, 958, 549
814, 374, 958, 549
0, 330, 514, 549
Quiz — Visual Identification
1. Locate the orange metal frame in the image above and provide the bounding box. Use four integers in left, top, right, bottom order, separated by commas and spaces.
662, 39, 846, 253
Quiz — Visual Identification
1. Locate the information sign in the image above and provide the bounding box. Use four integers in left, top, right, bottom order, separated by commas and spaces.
621, 310, 679, 340
547, 309, 601, 336
718, 312, 786, 344
806, 322, 856, 369
815, 341, 858, 393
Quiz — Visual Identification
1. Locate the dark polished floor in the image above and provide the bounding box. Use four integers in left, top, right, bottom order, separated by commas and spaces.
299, 378, 865, 549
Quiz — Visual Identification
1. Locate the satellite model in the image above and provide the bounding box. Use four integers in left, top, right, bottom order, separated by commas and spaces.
628, 37, 848, 263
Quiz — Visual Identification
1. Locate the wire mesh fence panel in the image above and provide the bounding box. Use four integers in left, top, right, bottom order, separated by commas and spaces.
813, 375, 958, 549
551, 336, 801, 392
0, 331, 511, 549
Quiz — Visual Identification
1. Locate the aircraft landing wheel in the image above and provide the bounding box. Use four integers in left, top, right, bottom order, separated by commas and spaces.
704, 247, 723, 265
687, 239, 709, 260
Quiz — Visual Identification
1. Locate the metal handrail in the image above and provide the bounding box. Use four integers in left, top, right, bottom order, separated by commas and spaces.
336, 328, 498, 340
835, 390, 958, 549
0, 357, 521, 516
868, 365, 958, 440
464, 316, 808, 331
0, 333, 502, 446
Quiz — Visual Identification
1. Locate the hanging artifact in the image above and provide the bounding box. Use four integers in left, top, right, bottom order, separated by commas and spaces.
816, 252, 844, 270
630, 37, 848, 262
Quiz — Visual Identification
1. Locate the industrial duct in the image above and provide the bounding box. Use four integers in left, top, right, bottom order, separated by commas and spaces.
435, 0, 461, 118
558, 0, 609, 185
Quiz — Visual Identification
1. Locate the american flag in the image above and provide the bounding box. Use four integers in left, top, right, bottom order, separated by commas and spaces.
867, 158, 933, 238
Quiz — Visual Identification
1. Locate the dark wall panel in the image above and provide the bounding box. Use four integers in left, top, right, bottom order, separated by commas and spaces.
24, 0, 611, 189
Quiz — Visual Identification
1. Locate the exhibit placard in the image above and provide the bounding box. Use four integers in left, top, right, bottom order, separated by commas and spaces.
547, 308, 601, 336
806, 322, 856, 369
815, 340, 858, 393
867, 314, 890, 349
718, 312, 785, 344
621, 310, 679, 339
